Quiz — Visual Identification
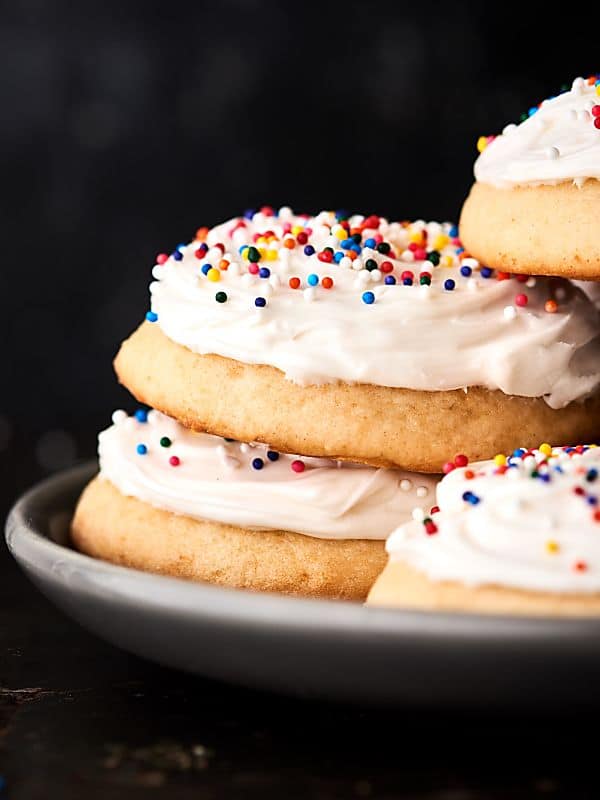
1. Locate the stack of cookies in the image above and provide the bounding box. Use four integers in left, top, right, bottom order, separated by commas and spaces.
369, 75, 600, 614
73, 75, 600, 609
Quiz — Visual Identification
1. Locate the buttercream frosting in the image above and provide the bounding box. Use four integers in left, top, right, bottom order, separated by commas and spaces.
386, 445, 600, 593
574, 280, 600, 309
475, 76, 600, 188
99, 409, 439, 540
147, 208, 600, 409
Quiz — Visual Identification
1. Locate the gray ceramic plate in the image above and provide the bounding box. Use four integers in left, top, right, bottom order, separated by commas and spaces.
7, 462, 600, 708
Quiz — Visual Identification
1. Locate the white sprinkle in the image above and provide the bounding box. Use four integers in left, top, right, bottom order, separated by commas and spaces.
420, 260, 434, 271
546, 146, 560, 160
416, 486, 429, 498
147, 410, 160, 425
303, 287, 316, 303
207, 247, 223, 262
572, 76, 585, 93
111, 410, 127, 425
151, 265, 164, 280
357, 270, 371, 284
502, 123, 517, 136
401, 249, 414, 262
555, 286, 567, 301
339, 256, 353, 270
526, 277, 536, 288
503, 305, 517, 321
461, 257, 479, 269
240, 443, 251, 454
369, 269, 382, 282
412, 507, 425, 522
400, 479, 413, 491
278, 205, 293, 219
352, 258, 363, 271
149, 281, 160, 295
467, 279, 479, 292
419, 284, 432, 300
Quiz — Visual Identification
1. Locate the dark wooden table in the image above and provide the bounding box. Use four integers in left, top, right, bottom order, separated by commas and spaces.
1, 463, 598, 799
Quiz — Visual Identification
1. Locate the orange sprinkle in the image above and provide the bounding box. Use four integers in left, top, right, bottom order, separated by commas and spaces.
545, 299, 558, 313
195, 226, 209, 242
283, 237, 296, 249
322, 277, 334, 289
219, 259, 229, 270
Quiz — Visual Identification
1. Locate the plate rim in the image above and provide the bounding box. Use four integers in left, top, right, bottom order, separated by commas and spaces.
6, 461, 600, 641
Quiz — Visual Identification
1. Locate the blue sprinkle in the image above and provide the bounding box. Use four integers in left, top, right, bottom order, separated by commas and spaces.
528, 106, 538, 116
255, 297, 267, 308
384, 275, 396, 285
587, 495, 598, 506
460, 265, 472, 277
244, 209, 255, 220
335, 209, 348, 220
364, 237, 376, 249
201, 263, 212, 275
307, 273, 319, 286
135, 409, 148, 423
362, 291, 375, 305
350, 244, 362, 254
176, 242, 187, 252
267, 450, 279, 462
456, 246, 465, 255
334, 252, 344, 263
444, 279, 455, 291
539, 473, 551, 483
513, 448, 526, 458
449, 225, 459, 238
252, 457, 264, 470
403, 277, 413, 286
259, 267, 270, 279
136, 443, 148, 455
480, 267, 493, 278
462, 491, 480, 505
341, 238, 354, 250
304, 245, 315, 256
146, 311, 158, 323
587, 468, 598, 482
238, 245, 249, 254
172, 250, 183, 261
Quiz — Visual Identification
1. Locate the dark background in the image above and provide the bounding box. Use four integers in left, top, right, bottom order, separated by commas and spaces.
4, 0, 600, 490
3, 3, 600, 796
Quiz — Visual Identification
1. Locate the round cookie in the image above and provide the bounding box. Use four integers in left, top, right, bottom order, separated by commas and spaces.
367, 445, 600, 616
460, 76, 600, 279
72, 409, 439, 599
116, 320, 600, 472
115, 209, 600, 472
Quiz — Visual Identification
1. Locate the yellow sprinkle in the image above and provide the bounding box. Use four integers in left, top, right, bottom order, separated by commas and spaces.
596, 85, 600, 96
256, 236, 267, 245
477, 135, 488, 153
546, 540, 559, 554
442, 255, 454, 268
539, 443, 552, 457
409, 231, 424, 244
265, 250, 278, 261
258, 247, 266, 258
494, 454, 507, 466
335, 228, 346, 240
207, 268, 220, 282
291, 225, 303, 236
433, 234, 449, 250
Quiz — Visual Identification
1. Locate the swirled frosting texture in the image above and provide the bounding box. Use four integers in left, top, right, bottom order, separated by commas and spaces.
148, 208, 600, 409
475, 77, 600, 188
99, 409, 438, 540
387, 445, 600, 593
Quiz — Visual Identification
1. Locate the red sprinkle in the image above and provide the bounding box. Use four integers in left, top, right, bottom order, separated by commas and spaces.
592, 105, 600, 117
595, 118, 600, 130
430, 505, 440, 515
291, 460, 305, 473
380, 260, 394, 273
169, 456, 180, 467
318, 250, 333, 263
442, 461, 456, 474
574, 560, 588, 573
248, 263, 259, 274
454, 454, 469, 467
156, 253, 169, 264
515, 293, 528, 307
464, 469, 475, 480
424, 520, 438, 535
289, 277, 301, 289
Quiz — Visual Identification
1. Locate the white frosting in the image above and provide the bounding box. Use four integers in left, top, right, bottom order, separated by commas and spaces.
387, 446, 600, 593
475, 77, 600, 187
99, 409, 439, 540
148, 209, 600, 409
